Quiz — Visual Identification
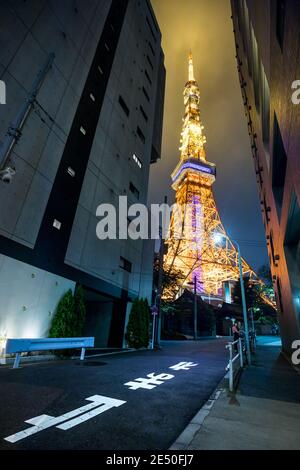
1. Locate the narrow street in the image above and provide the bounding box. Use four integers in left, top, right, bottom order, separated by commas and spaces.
0, 339, 228, 450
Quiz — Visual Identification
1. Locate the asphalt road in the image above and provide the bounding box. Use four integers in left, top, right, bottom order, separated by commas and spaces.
0, 338, 228, 450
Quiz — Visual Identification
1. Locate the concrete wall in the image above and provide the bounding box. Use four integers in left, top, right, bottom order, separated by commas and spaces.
0, 0, 165, 340
231, 0, 300, 354
65, 0, 164, 299
0, 254, 75, 339
0, 0, 111, 247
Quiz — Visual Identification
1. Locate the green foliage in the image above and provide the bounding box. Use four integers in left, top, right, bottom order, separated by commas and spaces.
233, 273, 277, 323
257, 264, 272, 288
232, 276, 259, 309
160, 300, 177, 316
49, 286, 86, 356
73, 285, 86, 336
49, 289, 75, 338
125, 298, 150, 349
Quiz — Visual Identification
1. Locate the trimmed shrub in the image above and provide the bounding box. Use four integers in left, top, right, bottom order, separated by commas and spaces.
49, 286, 86, 356
125, 298, 150, 349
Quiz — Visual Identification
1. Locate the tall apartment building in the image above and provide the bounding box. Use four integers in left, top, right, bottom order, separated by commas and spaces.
231, 0, 300, 354
0, 0, 165, 347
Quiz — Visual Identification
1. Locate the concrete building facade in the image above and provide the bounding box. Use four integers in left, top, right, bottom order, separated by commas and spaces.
0, 0, 165, 346
231, 0, 300, 354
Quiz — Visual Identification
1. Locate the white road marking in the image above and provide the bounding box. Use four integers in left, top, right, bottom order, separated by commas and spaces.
169, 361, 198, 370
4, 395, 126, 443
57, 397, 125, 430
124, 372, 174, 390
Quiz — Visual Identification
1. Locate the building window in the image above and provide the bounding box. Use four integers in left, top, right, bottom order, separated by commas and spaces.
120, 256, 132, 273
251, 26, 260, 112
276, 0, 285, 51
263, 193, 270, 225
67, 167, 75, 177
148, 41, 155, 56
142, 86, 150, 102
129, 181, 140, 199
118, 95, 130, 116
147, 55, 153, 70
145, 69, 152, 86
236, 0, 242, 32
53, 219, 61, 230
269, 231, 276, 265
140, 105, 148, 122
132, 153, 142, 168
145, 0, 159, 32
276, 278, 284, 313
80, 126, 86, 135
242, 0, 252, 76
146, 16, 156, 43
284, 192, 300, 312
137, 126, 145, 144
261, 63, 270, 151
272, 113, 287, 220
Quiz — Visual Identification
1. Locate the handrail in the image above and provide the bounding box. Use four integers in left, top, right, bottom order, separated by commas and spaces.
226, 338, 244, 392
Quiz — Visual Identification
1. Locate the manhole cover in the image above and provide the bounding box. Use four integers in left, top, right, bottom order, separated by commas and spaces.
75, 361, 107, 366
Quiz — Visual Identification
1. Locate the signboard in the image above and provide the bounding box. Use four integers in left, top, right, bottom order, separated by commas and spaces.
151, 305, 158, 316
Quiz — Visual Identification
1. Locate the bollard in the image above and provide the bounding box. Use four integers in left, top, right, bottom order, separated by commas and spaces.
80, 347, 86, 361
239, 338, 243, 368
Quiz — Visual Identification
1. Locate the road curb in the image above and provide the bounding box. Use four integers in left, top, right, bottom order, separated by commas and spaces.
169, 377, 226, 450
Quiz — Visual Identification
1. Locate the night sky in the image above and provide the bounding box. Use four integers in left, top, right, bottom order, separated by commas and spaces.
148, 0, 268, 271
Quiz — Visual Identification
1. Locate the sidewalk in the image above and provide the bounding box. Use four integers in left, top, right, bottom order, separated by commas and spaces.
173, 336, 300, 450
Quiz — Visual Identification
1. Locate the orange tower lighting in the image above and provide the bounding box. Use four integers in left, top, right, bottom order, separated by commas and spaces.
163, 53, 256, 301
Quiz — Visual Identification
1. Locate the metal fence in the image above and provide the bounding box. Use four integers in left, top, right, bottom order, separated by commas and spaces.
226, 338, 244, 392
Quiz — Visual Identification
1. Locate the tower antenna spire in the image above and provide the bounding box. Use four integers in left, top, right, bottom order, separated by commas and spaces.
188, 50, 195, 81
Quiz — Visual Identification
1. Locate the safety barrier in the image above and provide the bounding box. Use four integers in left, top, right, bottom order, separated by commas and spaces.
5, 337, 94, 368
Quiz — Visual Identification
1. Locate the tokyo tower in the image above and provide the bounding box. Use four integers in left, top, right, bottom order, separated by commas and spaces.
164, 53, 256, 301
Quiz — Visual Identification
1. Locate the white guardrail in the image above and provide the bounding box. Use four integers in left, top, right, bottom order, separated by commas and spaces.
226, 338, 244, 392
4, 337, 95, 369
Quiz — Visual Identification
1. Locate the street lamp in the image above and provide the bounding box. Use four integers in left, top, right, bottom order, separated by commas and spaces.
213, 232, 251, 365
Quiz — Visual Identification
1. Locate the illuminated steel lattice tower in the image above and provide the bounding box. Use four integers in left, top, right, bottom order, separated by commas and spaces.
164, 53, 255, 299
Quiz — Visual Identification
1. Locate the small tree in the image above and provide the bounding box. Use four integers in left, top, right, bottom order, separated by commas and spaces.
125, 298, 149, 349
232, 276, 259, 309
49, 286, 86, 356
49, 289, 76, 338
73, 285, 86, 336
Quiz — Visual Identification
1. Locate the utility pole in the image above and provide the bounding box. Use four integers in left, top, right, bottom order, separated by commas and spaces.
154, 195, 167, 348
213, 233, 251, 365
237, 243, 251, 365
193, 276, 197, 340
